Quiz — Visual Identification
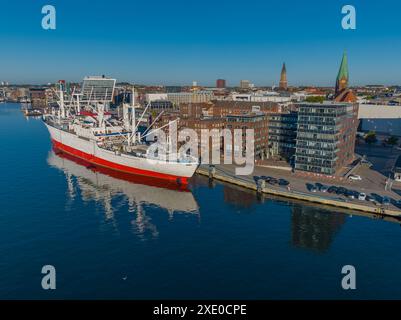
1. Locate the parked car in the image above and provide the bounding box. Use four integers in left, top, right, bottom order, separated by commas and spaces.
394, 199, 401, 208
306, 183, 317, 192
327, 186, 338, 193
366, 195, 376, 202
371, 193, 382, 203
349, 174, 362, 181
278, 179, 289, 186
358, 192, 366, 201
320, 185, 328, 193
336, 187, 347, 195
269, 178, 278, 185
382, 197, 391, 206
345, 190, 356, 199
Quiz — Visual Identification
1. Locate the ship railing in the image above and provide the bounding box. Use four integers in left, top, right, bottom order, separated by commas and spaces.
98, 142, 198, 164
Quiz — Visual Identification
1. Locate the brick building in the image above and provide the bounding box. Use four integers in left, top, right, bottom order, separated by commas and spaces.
216, 79, 226, 89
29, 88, 48, 109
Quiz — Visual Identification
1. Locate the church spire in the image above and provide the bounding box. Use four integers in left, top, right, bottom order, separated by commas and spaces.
335, 52, 349, 95
279, 62, 288, 90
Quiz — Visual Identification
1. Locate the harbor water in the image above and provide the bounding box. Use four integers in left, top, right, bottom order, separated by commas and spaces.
1, 103, 401, 299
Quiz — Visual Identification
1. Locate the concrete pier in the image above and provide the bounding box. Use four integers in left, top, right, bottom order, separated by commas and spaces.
196, 165, 401, 219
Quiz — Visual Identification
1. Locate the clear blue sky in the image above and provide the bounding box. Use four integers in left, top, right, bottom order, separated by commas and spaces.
1, 0, 401, 86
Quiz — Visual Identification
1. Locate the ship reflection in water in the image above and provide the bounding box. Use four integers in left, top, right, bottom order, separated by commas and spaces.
47, 149, 200, 239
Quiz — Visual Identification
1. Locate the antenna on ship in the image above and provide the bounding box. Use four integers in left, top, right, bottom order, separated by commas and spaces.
131, 85, 136, 144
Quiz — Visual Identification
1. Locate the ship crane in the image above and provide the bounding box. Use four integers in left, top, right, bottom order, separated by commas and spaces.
43, 76, 198, 186
123, 86, 152, 147
51, 82, 66, 122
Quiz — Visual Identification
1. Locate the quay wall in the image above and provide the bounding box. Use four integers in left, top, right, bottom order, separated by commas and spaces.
196, 167, 401, 219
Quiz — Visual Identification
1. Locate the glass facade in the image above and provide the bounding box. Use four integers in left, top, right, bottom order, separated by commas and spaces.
294, 103, 358, 175
81, 77, 116, 102
268, 112, 298, 159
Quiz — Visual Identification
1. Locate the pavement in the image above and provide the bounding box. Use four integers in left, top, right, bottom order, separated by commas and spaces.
200, 160, 401, 213
355, 141, 401, 177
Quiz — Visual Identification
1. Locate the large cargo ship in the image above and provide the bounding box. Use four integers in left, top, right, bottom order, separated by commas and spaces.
43, 77, 198, 184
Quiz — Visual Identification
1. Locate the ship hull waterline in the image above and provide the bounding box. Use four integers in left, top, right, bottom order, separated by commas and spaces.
46, 123, 197, 185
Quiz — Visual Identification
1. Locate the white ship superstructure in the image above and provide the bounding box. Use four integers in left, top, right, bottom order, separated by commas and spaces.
43, 77, 198, 184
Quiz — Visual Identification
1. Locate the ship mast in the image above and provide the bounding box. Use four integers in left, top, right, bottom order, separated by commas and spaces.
58, 81, 66, 121
131, 85, 136, 144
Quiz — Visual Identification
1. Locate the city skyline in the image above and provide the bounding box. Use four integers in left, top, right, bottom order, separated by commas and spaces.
1, 0, 401, 86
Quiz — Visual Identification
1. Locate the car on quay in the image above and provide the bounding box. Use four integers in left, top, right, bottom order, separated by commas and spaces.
358, 192, 367, 201
393, 199, 401, 209
371, 193, 383, 204
328, 186, 338, 194
349, 174, 362, 181
366, 195, 376, 203
278, 179, 289, 186
382, 197, 391, 206
269, 178, 278, 185
320, 185, 328, 193
314, 183, 328, 193
336, 187, 348, 195
345, 190, 357, 199
306, 183, 317, 192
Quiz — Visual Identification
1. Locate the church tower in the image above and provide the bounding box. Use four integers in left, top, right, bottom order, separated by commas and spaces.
279, 63, 288, 90
334, 51, 356, 103
335, 52, 349, 95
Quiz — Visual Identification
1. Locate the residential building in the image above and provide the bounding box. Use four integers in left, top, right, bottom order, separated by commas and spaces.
294, 102, 359, 176
240, 80, 251, 89
179, 102, 212, 119
216, 79, 226, 89
29, 88, 48, 108
146, 93, 168, 102
149, 100, 175, 113
211, 100, 280, 117
267, 111, 298, 160
167, 91, 214, 106
225, 112, 269, 159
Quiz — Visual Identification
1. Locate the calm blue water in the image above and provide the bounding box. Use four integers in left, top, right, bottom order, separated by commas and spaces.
1, 103, 401, 300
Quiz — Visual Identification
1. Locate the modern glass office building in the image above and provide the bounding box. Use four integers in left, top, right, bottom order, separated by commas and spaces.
81, 76, 116, 102
294, 102, 359, 175
267, 111, 298, 160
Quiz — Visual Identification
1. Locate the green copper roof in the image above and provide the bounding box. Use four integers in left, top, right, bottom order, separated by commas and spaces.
337, 52, 349, 81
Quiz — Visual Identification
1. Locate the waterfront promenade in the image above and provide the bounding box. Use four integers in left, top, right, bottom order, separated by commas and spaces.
196, 164, 401, 219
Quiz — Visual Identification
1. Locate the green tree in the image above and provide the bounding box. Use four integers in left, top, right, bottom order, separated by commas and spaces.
364, 131, 377, 145
305, 96, 325, 103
